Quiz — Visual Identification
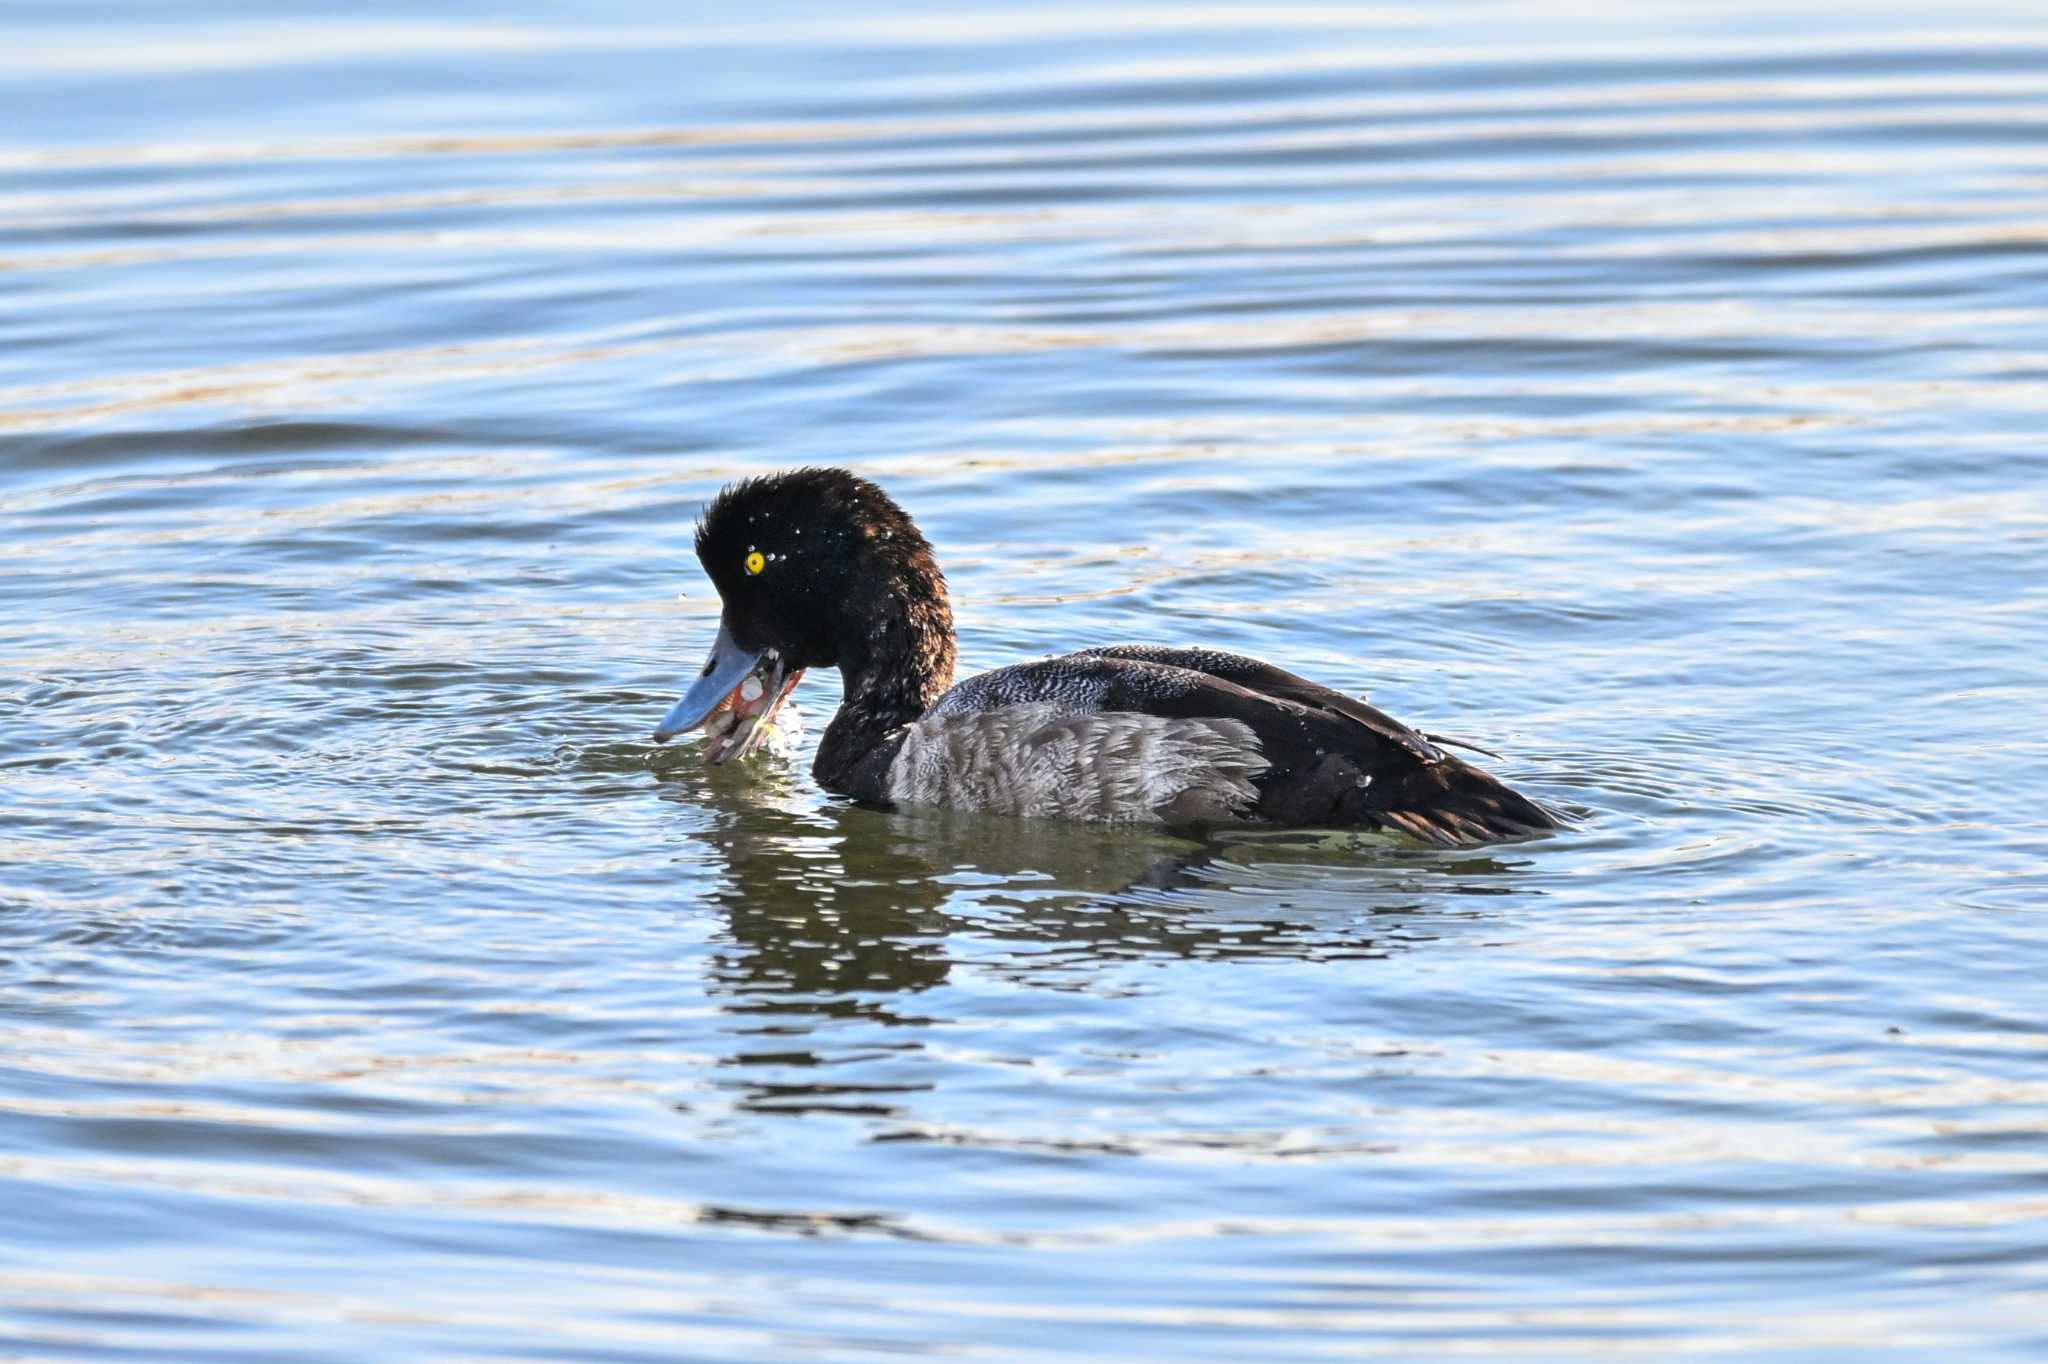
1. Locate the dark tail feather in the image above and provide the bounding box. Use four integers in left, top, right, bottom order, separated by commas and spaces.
1421, 731, 1504, 761
1374, 754, 1561, 847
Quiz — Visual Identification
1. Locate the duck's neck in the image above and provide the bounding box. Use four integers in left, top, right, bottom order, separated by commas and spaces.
814, 574, 955, 796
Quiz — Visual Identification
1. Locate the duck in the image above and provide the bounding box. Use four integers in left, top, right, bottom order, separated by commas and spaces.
651, 467, 1559, 845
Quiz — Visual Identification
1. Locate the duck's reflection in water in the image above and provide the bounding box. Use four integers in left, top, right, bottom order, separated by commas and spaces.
683, 783, 1528, 989
658, 755, 1537, 1118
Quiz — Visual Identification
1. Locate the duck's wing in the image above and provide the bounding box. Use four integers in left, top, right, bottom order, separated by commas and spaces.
1076, 644, 1445, 762
1082, 644, 1518, 762
910, 652, 1556, 844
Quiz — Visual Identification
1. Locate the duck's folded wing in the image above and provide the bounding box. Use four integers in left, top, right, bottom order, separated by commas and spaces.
1076, 654, 1556, 843
917, 654, 1557, 843
1077, 643, 1444, 763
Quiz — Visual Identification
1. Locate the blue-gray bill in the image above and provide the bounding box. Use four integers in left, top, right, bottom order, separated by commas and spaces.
653, 618, 803, 763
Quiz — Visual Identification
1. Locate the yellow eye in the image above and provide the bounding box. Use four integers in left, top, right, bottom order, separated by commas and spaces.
744, 551, 765, 575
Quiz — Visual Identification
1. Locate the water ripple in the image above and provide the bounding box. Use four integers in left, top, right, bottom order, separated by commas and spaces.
5, 3, 2047, 1360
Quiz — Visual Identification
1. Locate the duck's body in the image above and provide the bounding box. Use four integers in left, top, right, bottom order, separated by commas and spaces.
654, 469, 1557, 846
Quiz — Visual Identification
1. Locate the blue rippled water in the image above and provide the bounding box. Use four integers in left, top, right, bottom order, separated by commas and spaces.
3, 2, 2047, 1359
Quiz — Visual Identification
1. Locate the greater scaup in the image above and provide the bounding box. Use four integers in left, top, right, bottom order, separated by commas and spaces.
652, 468, 1558, 845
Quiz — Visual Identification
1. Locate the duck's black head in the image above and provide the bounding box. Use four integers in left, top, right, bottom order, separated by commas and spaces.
654, 468, 956, 757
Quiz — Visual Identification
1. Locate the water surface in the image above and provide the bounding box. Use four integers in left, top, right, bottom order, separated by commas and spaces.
4, 3, 2047, 1359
